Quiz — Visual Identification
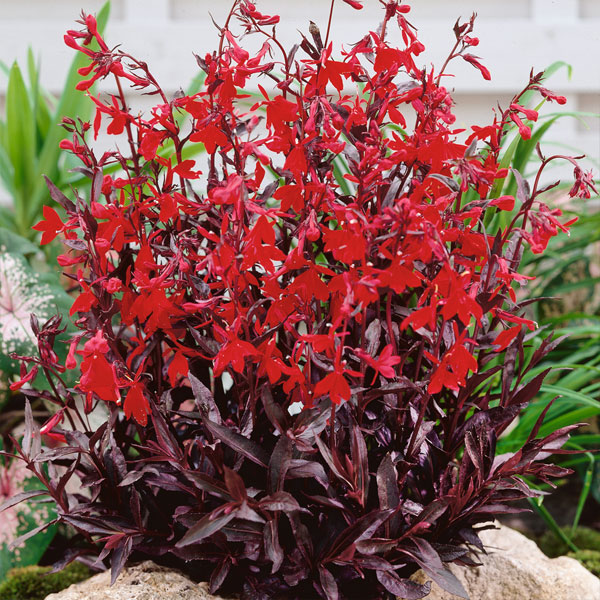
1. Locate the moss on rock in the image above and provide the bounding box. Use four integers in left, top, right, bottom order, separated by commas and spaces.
0, 562, 91, 600
538, 526, 600, 558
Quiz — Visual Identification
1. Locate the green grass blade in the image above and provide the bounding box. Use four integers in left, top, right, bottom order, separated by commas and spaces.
27, 48, 53, 149
528, 496, 579, 553
6, 61, 36, 235
570, 449, 595, 536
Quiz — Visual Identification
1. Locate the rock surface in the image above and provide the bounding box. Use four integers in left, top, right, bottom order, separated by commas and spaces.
44, 560, 231, 600
405, 524, 600, 600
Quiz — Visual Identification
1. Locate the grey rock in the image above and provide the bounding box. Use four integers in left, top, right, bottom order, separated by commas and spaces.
403, 524, 600, 600
44, 560, 232, 600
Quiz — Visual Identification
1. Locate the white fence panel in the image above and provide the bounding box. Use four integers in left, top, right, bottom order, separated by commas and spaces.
0, 0, 598, 203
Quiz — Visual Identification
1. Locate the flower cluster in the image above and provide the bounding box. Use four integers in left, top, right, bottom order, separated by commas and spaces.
7, 2, 593, 598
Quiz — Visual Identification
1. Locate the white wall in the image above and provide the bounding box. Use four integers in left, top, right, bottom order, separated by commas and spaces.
0, 0, 598, 197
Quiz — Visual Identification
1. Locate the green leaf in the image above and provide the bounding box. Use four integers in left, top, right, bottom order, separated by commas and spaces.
528, 496, 578, 554
27, 48, 53, 148
6, 62, 36, 235
0, 142, 15, 196
0, 227, 40, 255
539, 385, 600, 410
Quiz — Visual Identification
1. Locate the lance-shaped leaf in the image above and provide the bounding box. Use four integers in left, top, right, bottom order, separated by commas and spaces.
323, 509, 394, 563
202, 418, 269, 468
177, 510, 238, 547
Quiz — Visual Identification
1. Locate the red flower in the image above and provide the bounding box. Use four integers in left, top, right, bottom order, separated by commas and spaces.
313, 369, 351, 406
355, 344, 401, 383
9, 365, 38, 391
462, 54, 491, 80
78, 331, 120, 405
32, 205, 66, 245
123, 380, 150, 426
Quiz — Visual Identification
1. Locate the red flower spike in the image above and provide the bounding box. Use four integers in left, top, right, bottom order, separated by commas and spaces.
509, 112, 532, 140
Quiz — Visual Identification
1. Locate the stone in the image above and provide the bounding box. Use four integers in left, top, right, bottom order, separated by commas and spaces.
44, 560, 232, 600
403, 524, 600, 600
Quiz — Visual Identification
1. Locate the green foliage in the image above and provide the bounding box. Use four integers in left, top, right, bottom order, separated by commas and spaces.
0, 562, 90, 600
539, 526, 600, 558
0, 2, 110, 240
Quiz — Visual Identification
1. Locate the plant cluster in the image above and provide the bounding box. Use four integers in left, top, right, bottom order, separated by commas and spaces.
2, 1, 596, 598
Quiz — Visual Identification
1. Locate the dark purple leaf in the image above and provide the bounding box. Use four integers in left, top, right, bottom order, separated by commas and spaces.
189, 372, 221, 424
401, 537, 468, 599
293, 403, 330, 447
34, 446, 81, 462
350, 417, 369, 506
319, 566, 339, 600
44, 175, 76, 211
203, 418, 269, 468
501, 332, 520, 405
377, 453, 400, 536
181, 471, 232, 501
459, 527, 484, 551
511, 369, 551, 407
377, 570, 431, 599
324, 509, 394, 562
55, 455, 81, 502
355, 538, 397, 555
150, 403, 184, 461
261, 386, 288, 434
259, 491, 306, 513
303, 494, 349, 512
267, 435, 292, 493
315, 435, 352, 486
49, 550, 88, 573
62, 515, 122, 536
210, 556, 232, 593
110, 535, 133, 585
223, 466, 247, 502
512, 168, 531, 204
0, 489, 48, 512
365, 319, 382, 356
177, 510, 238, 547
264, 518, 284, 573
9, 519, 58, 550
287, 459, 328, 487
